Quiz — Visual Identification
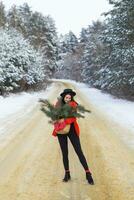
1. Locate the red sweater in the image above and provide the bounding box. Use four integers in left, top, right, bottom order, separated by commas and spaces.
52, 101, 80, 137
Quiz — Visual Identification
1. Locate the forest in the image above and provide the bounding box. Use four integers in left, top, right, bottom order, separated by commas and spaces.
0, 0, 134, 100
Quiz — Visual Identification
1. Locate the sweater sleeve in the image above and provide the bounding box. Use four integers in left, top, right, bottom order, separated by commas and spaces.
69, 101, 78, 108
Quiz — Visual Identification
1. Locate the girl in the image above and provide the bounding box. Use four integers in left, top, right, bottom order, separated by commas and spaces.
52, 88, 94, 185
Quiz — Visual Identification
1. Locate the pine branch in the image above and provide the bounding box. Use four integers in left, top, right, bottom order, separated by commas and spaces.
40, 99, 91, 121
77, 105, 91, 113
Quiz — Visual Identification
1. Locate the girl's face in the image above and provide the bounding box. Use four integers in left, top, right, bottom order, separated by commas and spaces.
64, 94, 72, 103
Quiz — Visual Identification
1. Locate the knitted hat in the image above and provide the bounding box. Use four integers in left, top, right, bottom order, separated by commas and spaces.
60, 88, 76, 97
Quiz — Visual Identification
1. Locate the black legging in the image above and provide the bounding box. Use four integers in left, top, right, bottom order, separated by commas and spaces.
57, 123, 89, 171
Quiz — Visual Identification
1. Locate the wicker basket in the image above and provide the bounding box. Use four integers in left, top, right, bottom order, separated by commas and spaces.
55, 119, 70, 134
57, 124, 70, 134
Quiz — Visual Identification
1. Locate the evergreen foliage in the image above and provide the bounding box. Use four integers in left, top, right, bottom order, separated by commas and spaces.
0, 2, 59, 95
0, 28, 45, 93
79, 0, 134, 100
39, 99, 91, 122
55, 0, 134, 100
0, 1, 6, 27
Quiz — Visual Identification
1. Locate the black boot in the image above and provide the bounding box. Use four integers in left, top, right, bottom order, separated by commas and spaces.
86, 172, 94, 185
63, 171, 71, 182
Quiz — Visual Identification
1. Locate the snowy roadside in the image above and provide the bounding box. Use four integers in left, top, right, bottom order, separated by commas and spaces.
76, 82, 134, 149
0, 84, 53, 136
76, 82, 134, 132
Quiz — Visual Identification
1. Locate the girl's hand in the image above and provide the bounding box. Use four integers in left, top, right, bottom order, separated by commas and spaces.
52, 119, 65, 124
58, 118, 65, 123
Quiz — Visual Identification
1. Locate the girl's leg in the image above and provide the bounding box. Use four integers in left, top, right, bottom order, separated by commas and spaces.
57, 134, 71, 182
68, 123, 94, 184
57, 134, 69, 171
68, 124, 90, 172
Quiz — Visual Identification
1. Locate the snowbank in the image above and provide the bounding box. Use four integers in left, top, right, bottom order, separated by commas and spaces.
0, 84, 53, 138
0, 85, 53, 120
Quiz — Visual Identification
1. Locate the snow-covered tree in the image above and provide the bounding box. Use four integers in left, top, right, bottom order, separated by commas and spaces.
105, 0, 134, 48
55, 31, 79, 80
58, 31, 78, 54
7, 3, 32, 37
67, 31, 78, 52
79, 28, 89, 44
80, 0, 134, 99
97, 0, 134, 97
7, 5, 21, 31
0, 1, 6, 27
41, 15, 58, 76
0, 28, 45, 94
81, 21, 106, 85
7, 4, 58, 77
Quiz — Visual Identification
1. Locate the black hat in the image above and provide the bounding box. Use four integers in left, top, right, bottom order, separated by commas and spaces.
60, 88, 76, 97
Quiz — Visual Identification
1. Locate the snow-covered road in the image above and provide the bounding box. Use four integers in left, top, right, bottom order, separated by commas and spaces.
0, 80, 134, 200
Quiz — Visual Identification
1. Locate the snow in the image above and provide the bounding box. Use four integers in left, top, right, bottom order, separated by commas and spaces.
0, 87, 51, 120
0, 92, 36, 119
0, 84, 53, 140
78, 84, 134, 130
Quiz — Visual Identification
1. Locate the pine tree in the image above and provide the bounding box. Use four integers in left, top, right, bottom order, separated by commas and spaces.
41, 15, 58, 77
26, 12, 58, 77
7, 3, 32, 37
7, 5, 21, 31
99, 0, 134, 98
81, 21, 106, 86
58, 31, 78, 54
67, 31, 78, 52
0, 1, 6, 27
7, 3, 58, 78
80, 28, 89, 44
55, 31, 79, 79
0, 28, 45, 94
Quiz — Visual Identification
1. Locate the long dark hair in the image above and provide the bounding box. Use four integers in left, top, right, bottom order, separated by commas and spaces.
61, 94, 78, 106
55, 94, 78, 108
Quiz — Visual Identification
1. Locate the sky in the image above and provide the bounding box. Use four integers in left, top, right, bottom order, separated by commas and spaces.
2, 0, 112, 37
